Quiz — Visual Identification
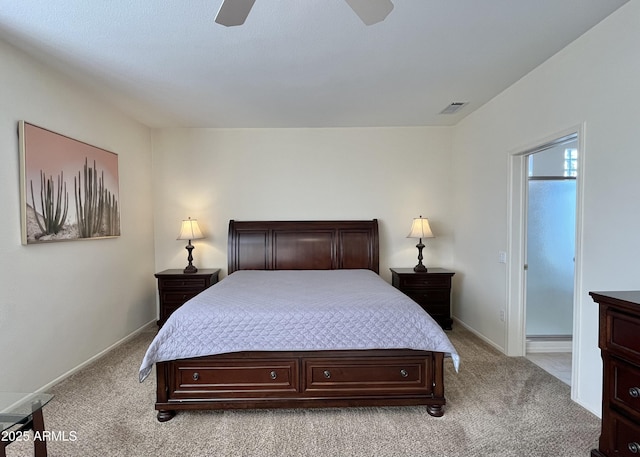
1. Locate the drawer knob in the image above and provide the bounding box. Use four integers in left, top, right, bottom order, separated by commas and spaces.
323, 370, 331, 379
629, 442, 640, 454
400, 369, 408, 378
630, 387, 640, 398
270, 371, 277, 380
192, 372, 200, 381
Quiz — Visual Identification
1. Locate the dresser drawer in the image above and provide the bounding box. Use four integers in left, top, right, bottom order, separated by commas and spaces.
303, 357, 430, 395
609, 410, 640, 457
611, 358, 640, 416
608, 310, 640, 361
173, 359, 299, 397
159, 277, 210, 290
396, 274, 451, 289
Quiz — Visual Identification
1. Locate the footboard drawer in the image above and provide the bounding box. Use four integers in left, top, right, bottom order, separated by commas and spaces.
170, 358, 299, 398
303, 356, 432, 395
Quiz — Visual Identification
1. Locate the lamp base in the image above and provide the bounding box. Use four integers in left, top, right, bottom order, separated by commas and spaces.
183, 242, 198, 274
413, 239, 427, 272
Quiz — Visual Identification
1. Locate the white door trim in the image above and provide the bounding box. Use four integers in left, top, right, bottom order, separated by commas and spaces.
505, 124, 586, 400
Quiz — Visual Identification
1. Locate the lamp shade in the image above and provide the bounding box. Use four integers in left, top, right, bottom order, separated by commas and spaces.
407, 217, 434, 239
177, 218, 204, 241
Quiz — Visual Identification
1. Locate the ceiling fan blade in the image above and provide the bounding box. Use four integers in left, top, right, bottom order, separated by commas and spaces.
215, 0, 257, 27
344, 0, 394, 25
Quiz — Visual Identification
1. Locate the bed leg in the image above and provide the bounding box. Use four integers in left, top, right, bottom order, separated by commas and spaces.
155, 362, 175, 422
428, 352, 446, 417
157, 410, 176, 422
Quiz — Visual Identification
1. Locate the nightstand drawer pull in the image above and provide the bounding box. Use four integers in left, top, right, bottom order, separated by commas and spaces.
192, 372, 200, 381
630, 387, 640, 398
629, 442, 640, 453
270, 371, 277, 380
400, 369, 408, 378
323, 370, 331, 379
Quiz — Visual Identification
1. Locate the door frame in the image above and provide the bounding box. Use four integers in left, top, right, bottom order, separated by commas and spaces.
506, 125, 585, 395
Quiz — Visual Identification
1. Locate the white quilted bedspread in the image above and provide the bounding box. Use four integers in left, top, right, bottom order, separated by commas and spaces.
139, 269, 459, 382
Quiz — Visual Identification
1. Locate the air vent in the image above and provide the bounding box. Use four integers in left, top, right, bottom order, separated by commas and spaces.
439, 102, 468, 115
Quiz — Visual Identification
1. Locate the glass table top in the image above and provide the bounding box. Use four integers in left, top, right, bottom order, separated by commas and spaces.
0, 392, 54, 432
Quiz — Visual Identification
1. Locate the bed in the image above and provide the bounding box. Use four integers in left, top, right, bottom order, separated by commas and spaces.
140, 219, 458, 421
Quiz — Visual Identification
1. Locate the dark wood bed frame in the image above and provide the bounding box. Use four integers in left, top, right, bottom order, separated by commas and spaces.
155, 219, 447, 421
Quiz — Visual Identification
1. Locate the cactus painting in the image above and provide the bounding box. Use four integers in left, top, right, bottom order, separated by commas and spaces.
19, 121, 120, 244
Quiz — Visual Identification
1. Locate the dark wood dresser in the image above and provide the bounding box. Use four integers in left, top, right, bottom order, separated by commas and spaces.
390, 268, 455, 330
590, 290, 640, 457
155, 269, 220, 327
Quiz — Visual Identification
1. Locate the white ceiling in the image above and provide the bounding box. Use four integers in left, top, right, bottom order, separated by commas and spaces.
0, 0, 628, 128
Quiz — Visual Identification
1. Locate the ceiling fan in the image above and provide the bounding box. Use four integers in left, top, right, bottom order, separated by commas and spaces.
215, 0, 394, 27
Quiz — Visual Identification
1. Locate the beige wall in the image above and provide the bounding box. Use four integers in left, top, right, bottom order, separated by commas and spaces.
0, 39, 156, 391
151, 127, 454, 282
451, 0, 640, 415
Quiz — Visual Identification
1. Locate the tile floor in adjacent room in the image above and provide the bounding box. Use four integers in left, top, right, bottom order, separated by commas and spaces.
526, 352, 572, 385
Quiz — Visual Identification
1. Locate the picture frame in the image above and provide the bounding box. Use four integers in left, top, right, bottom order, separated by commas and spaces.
18, 121, 120, 244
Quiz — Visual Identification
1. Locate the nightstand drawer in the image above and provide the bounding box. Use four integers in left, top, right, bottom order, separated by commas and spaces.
159, 277, 210, 289
418, 303, 450, 318
161, 291, 201, 305
404, 289, 450, 305
396, 275, 451, 289
162, 305, 182, 320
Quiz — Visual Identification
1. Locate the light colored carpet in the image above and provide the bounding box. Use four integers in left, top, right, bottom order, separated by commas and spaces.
6, 325, 600, 456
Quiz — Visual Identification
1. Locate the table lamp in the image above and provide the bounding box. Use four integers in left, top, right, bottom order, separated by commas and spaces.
407, 216, 434, 272
177, 217, 204, 273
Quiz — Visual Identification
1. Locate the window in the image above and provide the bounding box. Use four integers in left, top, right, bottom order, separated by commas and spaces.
564, 148, 578, 177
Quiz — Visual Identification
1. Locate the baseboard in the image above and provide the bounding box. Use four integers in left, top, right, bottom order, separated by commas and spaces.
452, 317, 507, 354
36, 319, 157, 394
526, 338, 573, 353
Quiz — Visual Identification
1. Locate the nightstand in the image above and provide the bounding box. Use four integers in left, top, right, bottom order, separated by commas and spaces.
390, 268, 455, 330
155, 269, 220, 327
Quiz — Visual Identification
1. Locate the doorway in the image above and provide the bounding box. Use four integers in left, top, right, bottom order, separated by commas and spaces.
524, 138, 577, 385
506, 127, 583, 394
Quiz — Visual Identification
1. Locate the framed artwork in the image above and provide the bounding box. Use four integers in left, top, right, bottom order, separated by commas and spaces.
18, 121, 120, 244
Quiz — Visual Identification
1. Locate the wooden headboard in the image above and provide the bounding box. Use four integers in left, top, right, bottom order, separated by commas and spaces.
228, 220, 379, 274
